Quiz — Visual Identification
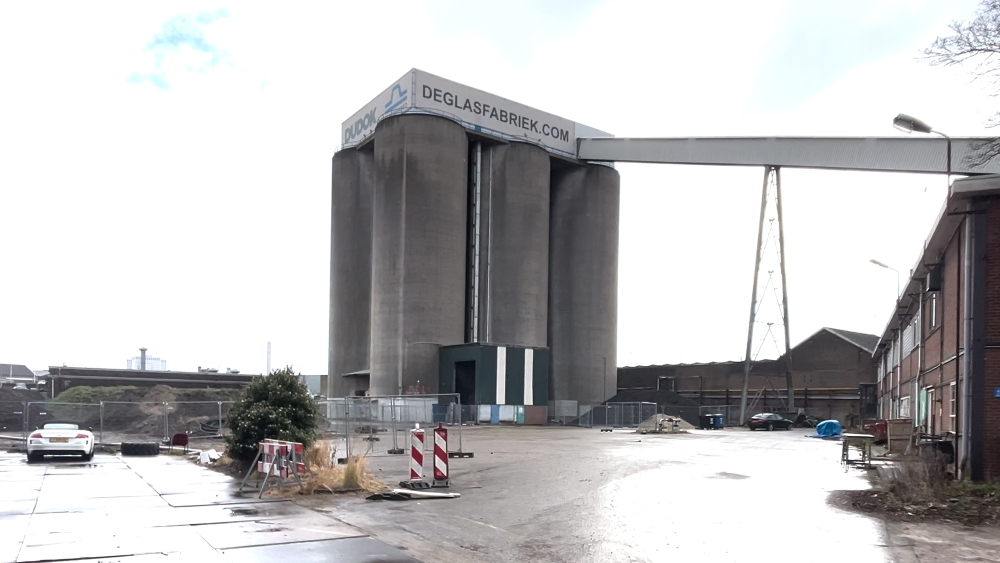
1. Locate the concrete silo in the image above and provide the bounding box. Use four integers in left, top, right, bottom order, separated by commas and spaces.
548, 163, 621, 407
327, 148, 374, 398
369, 114, 469, 396
471, 142, 550, 348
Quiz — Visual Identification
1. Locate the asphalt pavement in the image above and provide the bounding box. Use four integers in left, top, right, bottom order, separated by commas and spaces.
0, 450, 418, 562
341, 426, 891, 563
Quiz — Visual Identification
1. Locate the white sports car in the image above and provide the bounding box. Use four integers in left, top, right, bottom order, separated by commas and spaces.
27, 422, 95, 461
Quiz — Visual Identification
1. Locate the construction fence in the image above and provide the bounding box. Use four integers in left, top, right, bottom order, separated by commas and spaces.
316, 394, 467, 460
578, 402, 658, 428
0, 400, 234, 446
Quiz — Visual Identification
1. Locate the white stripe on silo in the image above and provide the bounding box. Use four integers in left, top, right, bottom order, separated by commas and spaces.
496, 346, 506, 404
524, 349, 534, 406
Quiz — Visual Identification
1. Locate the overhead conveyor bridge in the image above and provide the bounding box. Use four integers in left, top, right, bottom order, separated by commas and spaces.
576, 136, 1000, 175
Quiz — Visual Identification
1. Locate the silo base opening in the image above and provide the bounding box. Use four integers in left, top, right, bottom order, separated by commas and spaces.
455, 361, 476, 406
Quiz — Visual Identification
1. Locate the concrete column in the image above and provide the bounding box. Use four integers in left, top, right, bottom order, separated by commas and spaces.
548, 163, 620, 406
370, 114, 468, 396
477, 142, 550, 347
328, 148, 374, 398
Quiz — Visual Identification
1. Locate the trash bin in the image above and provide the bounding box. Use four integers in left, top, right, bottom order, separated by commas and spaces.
713, 414, 725, 429
699, 414, 714, 429
432, 404, 448, 423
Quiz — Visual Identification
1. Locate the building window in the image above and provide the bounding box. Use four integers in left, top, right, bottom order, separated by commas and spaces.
950, 382, 957, 423
900, 396, 911, 418
929, 293, 938, 328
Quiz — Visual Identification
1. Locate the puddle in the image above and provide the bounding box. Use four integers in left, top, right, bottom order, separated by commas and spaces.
708, 472, 749, 480
229, 507, 260, 516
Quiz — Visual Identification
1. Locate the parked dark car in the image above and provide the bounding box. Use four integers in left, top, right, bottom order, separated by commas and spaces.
747, 413, 793, 431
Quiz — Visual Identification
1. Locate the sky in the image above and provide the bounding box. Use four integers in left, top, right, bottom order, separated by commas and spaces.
0, 0, 995, 375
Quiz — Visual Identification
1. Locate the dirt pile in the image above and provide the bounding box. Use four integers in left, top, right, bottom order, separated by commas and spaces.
637, 413, 693, 433
50, 385, 242, 434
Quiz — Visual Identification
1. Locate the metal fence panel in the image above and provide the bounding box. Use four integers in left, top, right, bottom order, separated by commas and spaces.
99, 401, 168, 444
26, 402, 103, 442
660, 405, 700, 427
0, 401, 27, 444
317, 394, 465, 459
582, 402, 657, 428
166, 401, 234, 438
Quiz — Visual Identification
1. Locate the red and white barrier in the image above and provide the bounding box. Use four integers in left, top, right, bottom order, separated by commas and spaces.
241, 438, 307, 498
433, 426, 449, 486
410, 428, 424, 481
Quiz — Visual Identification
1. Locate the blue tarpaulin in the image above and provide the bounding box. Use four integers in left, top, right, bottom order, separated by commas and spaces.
811, 419, 842, 439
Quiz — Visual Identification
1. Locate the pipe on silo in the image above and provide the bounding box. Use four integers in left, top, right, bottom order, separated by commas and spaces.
475, 142, 550, 347
140, 348, 147, 371
548, 163, 621, 407
328, 148, 374, 398
370, 114, 469, 396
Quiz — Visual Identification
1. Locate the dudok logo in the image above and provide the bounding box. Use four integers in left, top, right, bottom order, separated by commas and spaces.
343, 83, 409, 144
385, 84, 408, 113
343, 107, 376, 144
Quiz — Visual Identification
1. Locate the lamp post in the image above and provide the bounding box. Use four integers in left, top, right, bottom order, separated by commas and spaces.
869, 258, 900, 298
892, 113, 951, 182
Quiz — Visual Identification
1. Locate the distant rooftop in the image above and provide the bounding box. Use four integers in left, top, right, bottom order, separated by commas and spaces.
0, 363, 35, 378
620, 326, 879, 369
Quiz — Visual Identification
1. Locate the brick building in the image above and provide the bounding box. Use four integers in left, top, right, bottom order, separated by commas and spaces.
873, 174, 1000, 480
617, 327, 878, 425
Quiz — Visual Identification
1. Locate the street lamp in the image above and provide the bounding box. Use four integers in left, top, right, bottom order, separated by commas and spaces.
870, 258, 900, 298
892, 113, 951, 179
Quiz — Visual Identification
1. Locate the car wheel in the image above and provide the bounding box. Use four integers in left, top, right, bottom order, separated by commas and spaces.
749, 426, 755, 431
82, 450, 94, 461
27, 452, 43, 463
121, 442, 160, 456
786, 424, 793, 430
767, 423, 774, 431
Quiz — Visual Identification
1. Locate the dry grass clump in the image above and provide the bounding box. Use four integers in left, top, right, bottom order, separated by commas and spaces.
886, 456, 949, 505
266, 440, 386, 496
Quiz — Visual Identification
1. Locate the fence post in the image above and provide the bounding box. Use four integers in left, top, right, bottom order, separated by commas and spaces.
456, 394, 463, 454
217, 402, 223, 435
22, 401, 27, 445
391, 396, 399, 453
162, 402, 168, 443
345, 399, 351, 460
368, 397, 376, 455
99, 401, 104, 445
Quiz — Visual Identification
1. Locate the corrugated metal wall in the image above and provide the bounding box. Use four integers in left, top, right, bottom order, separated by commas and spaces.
439, 344, 548, 406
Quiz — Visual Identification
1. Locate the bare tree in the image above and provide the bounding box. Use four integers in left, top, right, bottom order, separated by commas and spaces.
924, 1, 1000, 164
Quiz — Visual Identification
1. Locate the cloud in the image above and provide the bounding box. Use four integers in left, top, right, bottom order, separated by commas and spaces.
129, 9, 230, 91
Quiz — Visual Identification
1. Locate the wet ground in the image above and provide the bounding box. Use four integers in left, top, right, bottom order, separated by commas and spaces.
5, 427, 991, 562
0, 451, 418, 562
340, 426, 893, 563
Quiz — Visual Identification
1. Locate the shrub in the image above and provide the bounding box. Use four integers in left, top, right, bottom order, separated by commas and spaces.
224, 366, 318, 464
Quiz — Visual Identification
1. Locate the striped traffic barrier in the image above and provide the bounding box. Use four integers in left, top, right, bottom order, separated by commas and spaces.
432, 424, 449, 488
240, 439, 306, 498
410, 428, 424, 481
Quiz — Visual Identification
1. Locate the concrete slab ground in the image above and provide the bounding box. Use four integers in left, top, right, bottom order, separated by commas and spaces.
4, 427, 991, 563
336, 425, 973, 563
0, 451, 418, 563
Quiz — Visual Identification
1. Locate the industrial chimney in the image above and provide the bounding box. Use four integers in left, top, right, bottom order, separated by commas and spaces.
139, 347, 147, 371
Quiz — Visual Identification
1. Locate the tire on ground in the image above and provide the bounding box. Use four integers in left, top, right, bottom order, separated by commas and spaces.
121, 442, 160, 456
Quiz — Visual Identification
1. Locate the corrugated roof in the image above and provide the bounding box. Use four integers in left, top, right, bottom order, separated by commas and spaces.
0, 363, 35, 378
823, 328, 880, 354
619, 326, 878, 370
